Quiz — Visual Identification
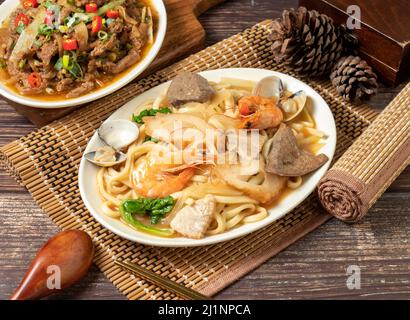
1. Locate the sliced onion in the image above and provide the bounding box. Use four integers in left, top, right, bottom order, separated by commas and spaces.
118, 6, 138, 25
146, 7, 154, 44
10, 9, 46, 62
74, 22, 88, 52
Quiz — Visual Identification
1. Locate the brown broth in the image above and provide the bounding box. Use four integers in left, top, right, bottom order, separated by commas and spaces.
262, 186, 293, 211
1, 0, 159, 101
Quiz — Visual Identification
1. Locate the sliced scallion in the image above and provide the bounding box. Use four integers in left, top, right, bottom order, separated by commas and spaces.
106, 18, 115, 26
54, 57, 63, 71
98, 30, 108, 42
62, 55, 70, 69
16, 23, 26, 35
58, 25, 68, 33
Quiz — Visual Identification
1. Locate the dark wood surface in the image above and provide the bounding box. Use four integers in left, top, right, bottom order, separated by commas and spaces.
1, 0, 409, 300
300, 0, 410, 85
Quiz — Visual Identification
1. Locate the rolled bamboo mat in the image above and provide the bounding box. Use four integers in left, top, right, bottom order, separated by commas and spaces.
0, 20, 381, 300
318, 83, 410, 223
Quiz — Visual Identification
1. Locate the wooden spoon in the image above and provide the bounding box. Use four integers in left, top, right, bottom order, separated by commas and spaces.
10, 230, 95, 300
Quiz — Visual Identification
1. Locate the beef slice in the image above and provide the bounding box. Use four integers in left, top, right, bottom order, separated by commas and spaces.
266, 125, 329, 177
166, 72, 215, 107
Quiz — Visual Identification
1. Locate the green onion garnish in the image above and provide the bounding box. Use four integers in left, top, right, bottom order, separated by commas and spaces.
98, 30, 108, 42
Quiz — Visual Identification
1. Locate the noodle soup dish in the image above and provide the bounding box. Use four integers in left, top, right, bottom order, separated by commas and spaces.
79, 68, 337, 247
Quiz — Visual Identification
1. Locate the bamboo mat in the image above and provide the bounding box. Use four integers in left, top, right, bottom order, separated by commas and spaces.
318, 83, 410, 222
0, 20, 380, 300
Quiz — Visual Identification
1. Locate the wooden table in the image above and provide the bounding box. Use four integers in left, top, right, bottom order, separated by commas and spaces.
0, 0, 409, 300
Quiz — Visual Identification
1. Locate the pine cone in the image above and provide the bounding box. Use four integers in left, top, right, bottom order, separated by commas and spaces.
330, 55, 378, 101
268, 7, 356, 76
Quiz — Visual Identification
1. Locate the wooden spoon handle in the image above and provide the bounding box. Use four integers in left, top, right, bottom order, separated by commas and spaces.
10, 230, 94, 300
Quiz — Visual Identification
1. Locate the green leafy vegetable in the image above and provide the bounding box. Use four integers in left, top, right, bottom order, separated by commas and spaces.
132, 107, 172, 125
120, 197, 175, 237
67, 60, 83, 79
121, 196, 175, 224
144, 136, 159, 143
38, 23, 55, 38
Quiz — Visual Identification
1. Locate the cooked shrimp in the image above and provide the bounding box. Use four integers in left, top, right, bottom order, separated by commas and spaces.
133, 162, 196, 198
238, 96, 283, 129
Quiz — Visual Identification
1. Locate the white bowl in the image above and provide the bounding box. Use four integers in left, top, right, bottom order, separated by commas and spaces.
79, 68, 337, 247
0, 0, 167, 109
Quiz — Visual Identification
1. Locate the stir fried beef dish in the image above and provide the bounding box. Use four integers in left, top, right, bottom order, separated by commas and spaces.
0, 0, 155, 98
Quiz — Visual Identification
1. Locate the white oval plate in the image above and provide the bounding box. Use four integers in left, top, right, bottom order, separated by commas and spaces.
79, 68, 337, 247
0, 0, 167, 109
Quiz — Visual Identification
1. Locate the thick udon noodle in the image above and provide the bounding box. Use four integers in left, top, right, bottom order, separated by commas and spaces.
97, 78, 326, 236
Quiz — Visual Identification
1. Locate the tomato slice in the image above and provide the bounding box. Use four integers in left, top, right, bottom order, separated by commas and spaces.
106, 10, 119, 19
21, 0, 39, 9
28, 73, 42, 89
85, 3, 98, 13
91, 15, 103, 34
63, 39, 79, 51
14, 13, 30, 28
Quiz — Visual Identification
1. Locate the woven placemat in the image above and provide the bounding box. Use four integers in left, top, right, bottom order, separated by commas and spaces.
0, 20, 379, 300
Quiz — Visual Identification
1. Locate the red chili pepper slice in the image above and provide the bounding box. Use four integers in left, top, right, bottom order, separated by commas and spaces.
44, 9, 54, 25
91, 15, 103, 34
28, 73, 42, 89
63, 39, 79, 51
21, 0, 39, 9
85, 3, 98, 13
106, 10, 119, 19
15, 13, 30, 28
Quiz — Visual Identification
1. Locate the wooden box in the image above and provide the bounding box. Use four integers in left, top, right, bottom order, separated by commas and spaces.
299, 0, 410, 85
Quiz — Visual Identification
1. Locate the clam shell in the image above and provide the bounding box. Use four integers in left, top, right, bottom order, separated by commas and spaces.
84, 149, 127, 167
281, 90, 307, 122
253, 76, 283, 99
98, 120, 139, 150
